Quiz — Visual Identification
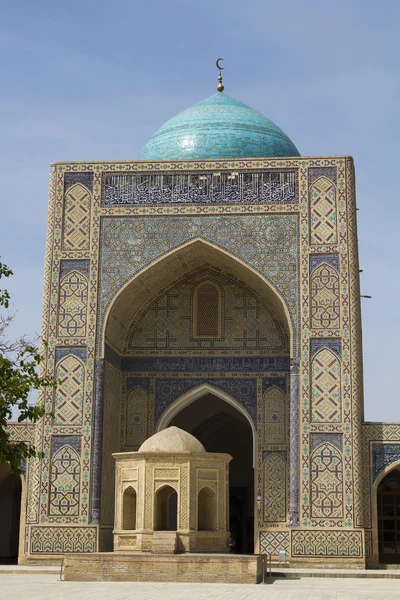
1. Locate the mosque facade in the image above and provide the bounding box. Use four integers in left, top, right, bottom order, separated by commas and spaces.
3, 81, 400, 567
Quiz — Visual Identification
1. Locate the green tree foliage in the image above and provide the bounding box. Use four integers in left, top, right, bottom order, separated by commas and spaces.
0, 259, 56, 473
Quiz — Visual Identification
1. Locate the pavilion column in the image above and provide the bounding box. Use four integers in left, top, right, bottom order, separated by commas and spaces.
289, 358, 300, 527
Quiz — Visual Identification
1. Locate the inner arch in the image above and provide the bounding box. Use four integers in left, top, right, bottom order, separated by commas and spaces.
167, 392, 254, 554
103, 238, 293, 356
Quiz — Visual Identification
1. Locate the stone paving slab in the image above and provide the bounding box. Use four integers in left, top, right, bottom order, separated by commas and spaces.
1, 574, 400, 600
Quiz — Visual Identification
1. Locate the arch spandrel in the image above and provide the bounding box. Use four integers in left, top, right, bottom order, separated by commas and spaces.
102, 238, 295, 357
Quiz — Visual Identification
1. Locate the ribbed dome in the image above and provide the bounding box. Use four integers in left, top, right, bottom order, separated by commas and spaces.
138, 426, 206, 453
139, 92, 299, 161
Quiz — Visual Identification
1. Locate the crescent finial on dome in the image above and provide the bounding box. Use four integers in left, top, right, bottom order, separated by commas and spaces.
216, 57, 224, 92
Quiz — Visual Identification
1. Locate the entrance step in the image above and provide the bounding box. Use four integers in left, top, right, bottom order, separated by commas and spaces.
152, 531, 177, 554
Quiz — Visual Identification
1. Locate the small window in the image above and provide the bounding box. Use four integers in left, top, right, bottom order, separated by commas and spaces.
193, 281, 221, 338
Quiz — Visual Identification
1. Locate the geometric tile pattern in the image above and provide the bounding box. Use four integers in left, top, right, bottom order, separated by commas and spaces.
263, 453, 286, 522
62, 184, 91, 251
311, 443, 344, 519
58, 270, 88, 337
154, 377, 257, 423
30, 526, 97, 553
311, 262, 340, 329
291, 530, 362, 557
259, 530, 290, 554
263, 387, 286, 444
49, 442, 81, 516
100, 214, 299, 354
54, 355, 85, 426
372, 443, 400, 481
311, 348, 342, 423
125, 387, 148, 449
310, 177, 338, 245
126, 269, 287, 353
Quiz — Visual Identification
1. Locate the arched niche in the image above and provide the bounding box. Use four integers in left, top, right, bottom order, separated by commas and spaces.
122, 486, 137, 530
198, 486, 217, 531
154, 485, 178, 531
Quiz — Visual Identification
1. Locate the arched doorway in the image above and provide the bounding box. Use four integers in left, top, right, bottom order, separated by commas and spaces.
169, 393, 254, 554
0, 464, 22, 563
377, 466, 400, 564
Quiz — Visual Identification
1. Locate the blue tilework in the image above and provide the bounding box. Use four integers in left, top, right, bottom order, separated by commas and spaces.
154, 377, 257, 422
372, 443, 400, 481
121, 355, 290, 373
99, 214, 299, 353
262, 377, 287, 394
51, 435, 82, 454
55, 347, 87, 363
126, 377, 150, 394
139, 93, 300, 161
102, 170, 298, 206
60, 259, 90, 277
310, 338, 341, 358
310, 254, 339, 273
64, 172, 93, 193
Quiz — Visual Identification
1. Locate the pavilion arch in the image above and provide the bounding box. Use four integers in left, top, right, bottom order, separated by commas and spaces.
371, 458, 400, 563
102, 238, 294, 357
197, 485, 217, 531
154, 484, 178, 531
122, 485, 137, 530
156, 383, 256, 468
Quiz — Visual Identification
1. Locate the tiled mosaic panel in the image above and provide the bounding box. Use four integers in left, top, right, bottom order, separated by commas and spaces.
102, 170, 298, 206
372, 443, 400, 481
29, 526, 97, 553
100, 214, 299, 352
259, 531, 290, 554
120, 355, 290, 373
309, 176, 338, 245
49, 436, 81, 516
364, 530, 372, 558
58, 269, 88, 338
310, 443, 344, 519
291, 530, 362, 557
263, 387, 286, 444
125, 386, 148, 448
311, 348, 342, 423
154, 377, 257, 423
263, 453, 286, 522
126, 269, 287, 353
54, 355, 85, 426
310, 259, 340, 329
62, 183, 91, 250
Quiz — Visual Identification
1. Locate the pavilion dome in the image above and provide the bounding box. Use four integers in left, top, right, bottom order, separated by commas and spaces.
138, 426, 206, 453
139, 92, 300, 161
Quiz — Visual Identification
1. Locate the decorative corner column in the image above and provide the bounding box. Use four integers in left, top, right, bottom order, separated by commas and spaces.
289, 358, 300, 526
90, 358, 105, 524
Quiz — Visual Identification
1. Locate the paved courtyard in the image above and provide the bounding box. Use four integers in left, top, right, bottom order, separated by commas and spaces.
1, 574, 400, 600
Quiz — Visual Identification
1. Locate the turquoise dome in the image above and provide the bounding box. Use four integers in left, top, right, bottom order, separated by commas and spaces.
139, 92, 300, 161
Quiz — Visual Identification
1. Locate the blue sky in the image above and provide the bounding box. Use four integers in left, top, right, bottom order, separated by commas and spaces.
1, 0, 399, 421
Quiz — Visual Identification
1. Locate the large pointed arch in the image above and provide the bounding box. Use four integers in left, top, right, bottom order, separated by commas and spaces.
156, 383, 256, 467
102, 238, 294, 356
